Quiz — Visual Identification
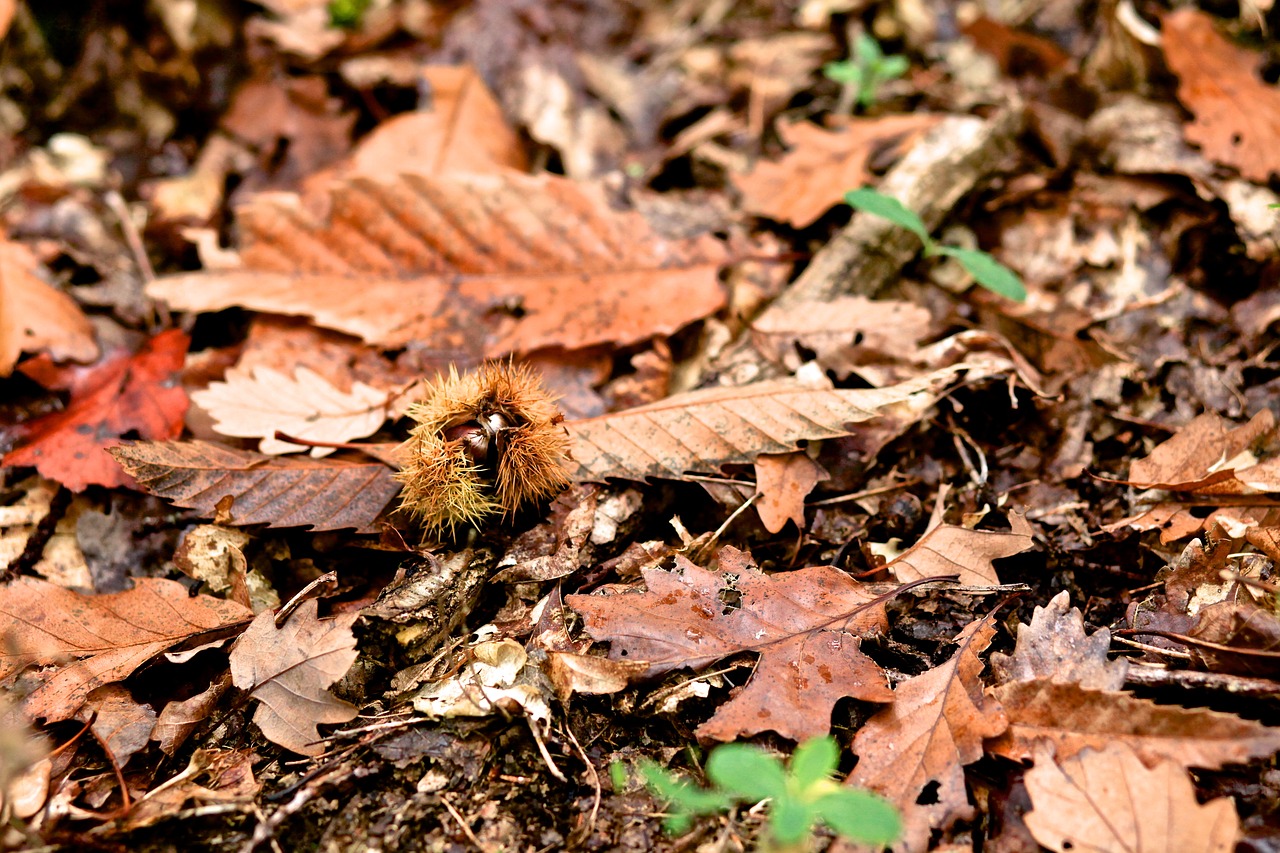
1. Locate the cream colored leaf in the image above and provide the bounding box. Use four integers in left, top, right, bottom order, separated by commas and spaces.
190, 366, 390, 457
0, 234, 98, 376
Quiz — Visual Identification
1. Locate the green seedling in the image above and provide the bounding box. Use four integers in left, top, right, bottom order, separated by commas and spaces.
845, 187, 1027, 301
328, 0, 371, 29
635, 736, 901, 851
823, 33, 910, 111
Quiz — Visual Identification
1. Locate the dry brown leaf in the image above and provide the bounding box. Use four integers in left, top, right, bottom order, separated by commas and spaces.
110, 440, 401, 532
119, 747, 258, 831
991, 591, 1128, 690
1163, 9, 1280, 183
987, 679, 1280, 769
0, 577, 251, 723
147, 172, 726, 356
567, 364, 983, 482
153, 674, 232, 756
79, 685, 157, 769
886, 514, 1035, 586
344, 65, 527, 178
190, 365, 391, 457
736, 115, 941, 227
1024, 742, 1239, 853
749, 295, 933, 371
228, 599, 359, 756
0, 234, 98, 376
567, 547, 892, 742
847, 615, 1009, 853
753, 451, 829, 533
1127, 410, 1276, 493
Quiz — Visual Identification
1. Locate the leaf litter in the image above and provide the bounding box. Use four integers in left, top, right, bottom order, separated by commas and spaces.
2, 2, 1280, 851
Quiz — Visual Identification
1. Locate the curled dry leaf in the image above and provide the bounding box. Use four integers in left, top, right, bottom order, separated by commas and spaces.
0, 577, 251, 723
847, 615, 1009, 853
1024, 742, 1239, 853
886, 513, 1035, 586
110, 439, 401, 531
412, 639, 552, 723
228, 599, 359, 756
567, 547, 893, 743
990, 591, 1128, 690
0, 233, 98, 376
79, 684, 157, 769
1127, 410, 1277, 493
4, 331, 189, 492
147, 172, 727, 356
190, 365, 390, 457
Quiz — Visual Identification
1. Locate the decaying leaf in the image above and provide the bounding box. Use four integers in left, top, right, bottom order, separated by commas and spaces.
735, 114, 941, 227
412, 639, 552, 723
749, 295, 933, 371
110, 440, 400, 531
847, 615, 1008, 853
886, 514, 1035, 586
991, 591, 1128, 690
1126, 410, 1277, 493
228, 599, 359, 756
190, 365, 391, 457
1163, 9, 1280, 183
1024, 742, 1239, 853
146, 172, 727, 356
0, 233, 98, 376
0, 577, 251, 723
567, 364, 987, 483
79, 684, 157, 769
752, 451, 829, 533
567, 547, 892, 743
4, 331, 190, 492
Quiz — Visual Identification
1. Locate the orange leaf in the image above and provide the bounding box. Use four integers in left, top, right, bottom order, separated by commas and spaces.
147, 172, 727, 355
0, 233, 98, 376
752, 451, 828, 533
4, 331, 189, 491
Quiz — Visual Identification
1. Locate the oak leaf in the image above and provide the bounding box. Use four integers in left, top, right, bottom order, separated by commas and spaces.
228, 599, 359, 756
0, 234, 98, 376
886, 514, 1035, 586
1024, 742, 1239, 853
110, 440, 400, 531
147, 172, 727, 355
735, 114, 941, 227
0, 577, 251, 723
987, 679, 1280, 769
567, 547, 892, 743
753, 451, 829, 533
1163, 9, 1280, 183
190, 366, 391, 457
1127, 410, 1276, 493
990, 591, 1128, 690
847, 615, 1008, 853
3, 330, 189, 491
566, 365, 981, 482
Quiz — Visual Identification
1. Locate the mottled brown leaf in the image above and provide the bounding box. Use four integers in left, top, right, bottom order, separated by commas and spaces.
109, 440, 400, 531
991, 591, 1128, 690
1024, 742, 1239, 853
147, 172, 726, 356
567, 547, 891, 742
0, 234, 97, 376
886, 514, 1034, 586
229, 599, 358, 756
847, 616, 1009, 853
0, 577, 250, 723
79, 685, 157, 769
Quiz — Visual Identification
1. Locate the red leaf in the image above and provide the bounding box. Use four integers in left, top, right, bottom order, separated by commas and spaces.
4, 330, 190, 491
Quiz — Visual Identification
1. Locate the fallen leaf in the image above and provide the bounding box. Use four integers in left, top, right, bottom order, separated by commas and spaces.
847, 616, 1009, 853
567, 547, 892, 743
79, 684, 157, 769
228, 599, 359, 756
753, 451, 829, 533
988, 679, 1280, 769
412, 638, 552, 723
3, 331, 189, 492
153, 674, 232, 756
0, 234, 98, 376
749, 295, 932, 372
886, 514, 1035, 586
190, 365, 391, 457
567, 364, 986, 482
991, 591, 1129, 690
1163, 9, 1280, 183
119, 747, 258, 830
1024, 742, 1239, 853
0, 577, 250, 723
343, 65, 527, 178
147, 172, 727, 355
1127, 410, 1275, 493
735, 115, 941, 227
109, 440, 400, 531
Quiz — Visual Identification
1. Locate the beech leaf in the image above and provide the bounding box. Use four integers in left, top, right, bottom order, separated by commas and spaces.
147, 172, 727, 355
0, 576, 251, 723
228, 599, 359, 756
0, 233, 98, 376
567, 547, 892, 743
110, 440, 400, 531
1024, 743, 1239, 853
190, 365, 391, 457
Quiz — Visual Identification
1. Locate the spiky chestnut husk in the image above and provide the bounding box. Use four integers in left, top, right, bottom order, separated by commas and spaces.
395, 362, 572, 535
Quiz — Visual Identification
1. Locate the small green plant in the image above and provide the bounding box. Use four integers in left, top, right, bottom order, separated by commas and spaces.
845, 187, 1027, 302
823, 33, 910, 111
632, 736, 901, 850
328, 0, 371, 29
